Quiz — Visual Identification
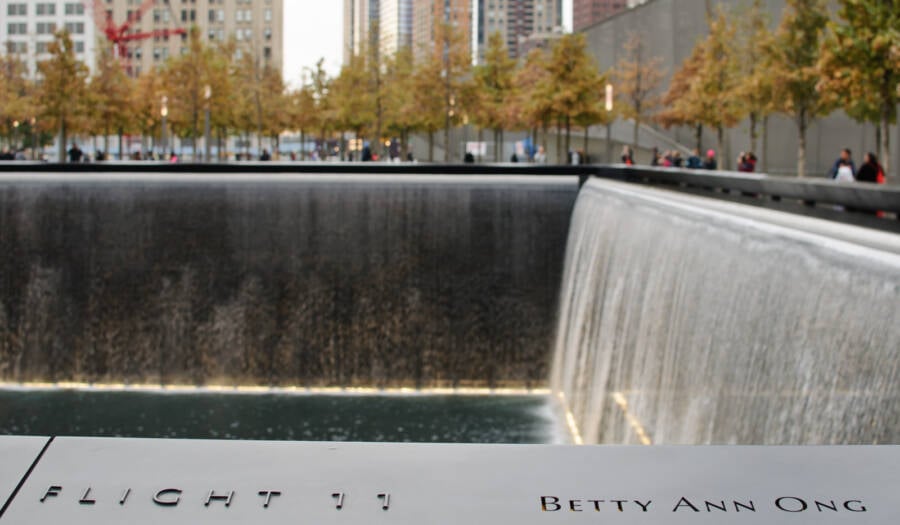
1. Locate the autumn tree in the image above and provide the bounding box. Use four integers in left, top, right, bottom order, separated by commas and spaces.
425, 21, 471, 163
819, 0, 900, 175
0, 54, 32, 148
614, 32, 665, 150
658, 43, 706, 150
470, 32, 517, 161
332, 50, 374, 159
734, 0, 775, 162
769, 0, 831, 177
693, 9, 744, 169
547, 34, 607, 164
37, 30, 90, 161
163, 27, 217, 155
289, 76, 319, 159
383, 47, 418, 160
512, 49, 555, 154
89, 45, 134, 158
309, 59, 335, 158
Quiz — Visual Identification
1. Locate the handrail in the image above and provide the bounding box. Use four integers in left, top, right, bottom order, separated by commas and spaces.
1, 161, 897, 214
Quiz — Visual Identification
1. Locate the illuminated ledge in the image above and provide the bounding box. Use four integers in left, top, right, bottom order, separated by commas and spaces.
1, 438, 897, 524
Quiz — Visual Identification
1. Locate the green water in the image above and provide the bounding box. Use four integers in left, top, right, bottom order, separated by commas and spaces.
0, 390, 557, 443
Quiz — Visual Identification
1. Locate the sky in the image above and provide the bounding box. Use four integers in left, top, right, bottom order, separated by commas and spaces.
282, 1, 344, 88
282, 1, 573, 88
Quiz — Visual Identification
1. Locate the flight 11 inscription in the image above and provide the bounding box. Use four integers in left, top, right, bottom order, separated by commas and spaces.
0, 438, 896, 525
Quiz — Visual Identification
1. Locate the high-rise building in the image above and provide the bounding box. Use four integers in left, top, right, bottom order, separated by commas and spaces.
91, 0, 283, 78
378, 0, 412, 58
474, 0, 564, 63
412, 0, 472, 64
573, 0, 648, 31
343, 0, 379, 64
0, 1, 97, 77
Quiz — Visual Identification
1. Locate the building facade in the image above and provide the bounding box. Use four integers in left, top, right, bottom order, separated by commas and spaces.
343, 0, 379, 64
104, 0, 283, 77
573, 0, 648, 31
0, 0, 97, 76
474, 0, 563, 63
378, 0, 411, 58
412, 0, 471, 64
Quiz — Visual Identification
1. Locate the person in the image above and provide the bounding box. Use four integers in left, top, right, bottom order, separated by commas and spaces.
855, 152, 882, 183
829, 148, 855, 179
168, 151, 178, 163
672, 151, 683, 168
510, 152, 519, 163
686, 148, 702, 169
67, 143, 83, 163
361, 144, 373, 162
464, 152, 475, 163
260, 149, 271, 161
621, 145, 634, 165
650, 147, 660, 166
569, 150, 579, 165
834, 159, 854, 182
534, 146, 547, 164
703, 149, 717, 170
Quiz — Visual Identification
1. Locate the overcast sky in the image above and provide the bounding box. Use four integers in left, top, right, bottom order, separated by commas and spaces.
283, 1, 344, 87
282, 1, 573, 88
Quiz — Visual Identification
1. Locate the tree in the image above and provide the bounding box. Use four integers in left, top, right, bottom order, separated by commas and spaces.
164, 27, 217, 156
89, 44, 133, 158
309, 59, 335, 159
470, 32, 517, 162
133, 70, 164, 154
428, 21, 471, 163
332, 51, 374, 159
613, 32, 665, 150
692, 9, 744, 169
0, 54, 32, 149
819, 0, 900, 175
658, 42, 707, 150
383, 47, 418, 160
769, 0, 831, 177
37, 30, 90, 161
289, 78, 319, 160
547, 33, 607, 164
512, 49, 555, 155
734, 0, 776, 163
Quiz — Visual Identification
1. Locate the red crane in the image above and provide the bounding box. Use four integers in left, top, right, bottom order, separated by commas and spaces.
82, 0, 187, 73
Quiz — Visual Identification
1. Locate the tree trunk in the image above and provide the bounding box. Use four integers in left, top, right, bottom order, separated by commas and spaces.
880, 105, 891, 177
477, 128, 484, 162
583, 125, 589, 164
749, 112, 758, 155
58, 119, 66, 162
695, 124, 703, 151
761, 116, 769, 173
118, 129, 123, 160
340, 131, 346, 161
556, 118, 563, 164
444, 125, 451, 163
564, 116, 571, 164
300, 129, 305, 160
716, 126, 725, 170
632, 117, 640, 150
797, 115, 807, 178
103, 123, 109, 158
428, 131, 434, 162
499, 129, 504, 161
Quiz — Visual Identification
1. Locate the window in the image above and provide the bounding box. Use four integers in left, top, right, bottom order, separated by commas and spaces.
264, 8, 272, 22
65, 3, 85, 15
7, 23, 27, 35
7, 3, 27, 16
74, 41, 85, 53
37, 22, 58, 35
36, 3, 56, 15
65, 22, 86, 35
36, 42, 49, 53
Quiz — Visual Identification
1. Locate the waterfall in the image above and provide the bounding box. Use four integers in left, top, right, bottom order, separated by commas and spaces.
552, 178, 900, 445
0, 174, 578, 388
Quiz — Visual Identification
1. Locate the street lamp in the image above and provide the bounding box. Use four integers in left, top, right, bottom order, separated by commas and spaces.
30, 117, 37, 160
12, 120, 19, 152
160, 96, 169, 159
605, 83, 614, 163
204, 85, 212, 163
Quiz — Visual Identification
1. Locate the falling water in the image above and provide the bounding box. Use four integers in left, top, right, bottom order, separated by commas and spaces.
552, 178, 900, 445
0, 174, 577, 388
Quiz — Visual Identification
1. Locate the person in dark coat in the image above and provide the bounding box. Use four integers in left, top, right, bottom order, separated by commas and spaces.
67, 143, 83, 163
703, 149, 717, 170
855, 152, 882, 183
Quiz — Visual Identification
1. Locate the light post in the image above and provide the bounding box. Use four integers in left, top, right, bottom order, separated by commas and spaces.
160, 96, 168, 159
204, 85, 212, 163
12, 120, 20, 152
605, 83, 614, 164
30, 117, 37, 160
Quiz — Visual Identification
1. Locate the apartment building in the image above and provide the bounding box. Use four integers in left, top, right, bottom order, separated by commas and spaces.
0, 0, 97, 76
474, 0, 563, 63
412, 0, 471, 64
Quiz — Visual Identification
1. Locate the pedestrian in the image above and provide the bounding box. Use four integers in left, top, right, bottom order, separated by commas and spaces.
67, 143, 83, 163
361, 143, 373, 162
260, 149, 271, 161
650, 147, 660, 166
511, 152, 519, 163
828, 148, 855, 179
834, 159, 854, 182
672, 151, 683, 168
855, 152, 882, 184
703, 149, 717, 170
534, 146, 547, 164
621, 145, 634, 166
686, 148, 702, 169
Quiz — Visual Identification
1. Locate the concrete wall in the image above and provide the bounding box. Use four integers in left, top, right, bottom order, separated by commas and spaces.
581, 0, 899, 179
